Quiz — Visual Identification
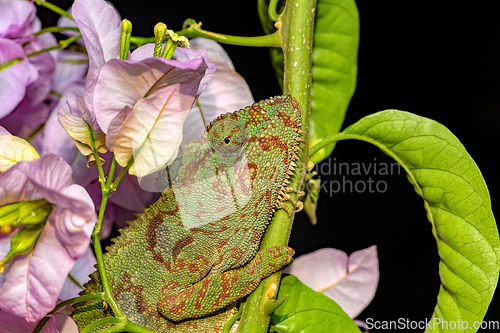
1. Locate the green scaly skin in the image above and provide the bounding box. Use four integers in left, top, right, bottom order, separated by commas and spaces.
72, 96, 302, 332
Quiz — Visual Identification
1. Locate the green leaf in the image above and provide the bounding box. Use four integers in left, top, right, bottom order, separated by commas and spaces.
316, 110, 500, 332
270, 275, 361, 332
0, 222, 45, 273
258, 0, 359, 163
309, 0, 359, 163
0, 199, 52, 229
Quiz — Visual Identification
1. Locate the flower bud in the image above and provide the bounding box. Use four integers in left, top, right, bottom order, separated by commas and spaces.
0, 199, 53, 229
0, 222, 44, 273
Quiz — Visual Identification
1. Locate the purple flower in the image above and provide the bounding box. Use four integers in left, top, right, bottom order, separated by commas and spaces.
0, 38, 38, 118
30, 49, 89, 159
72, 0, 122, 121
51, 50, 89, 95
59, 247, 96, 301
0, 0, 40, 39
71, 151, 158, 239
0, 33, 58, 137
17, 34, 57, 111
0, 309, 78, 333
284, 246, 379, 319
57, 7, 85, 47
0, 154, 97, 322
98, 50, 214, 176
47, 81, 103, 164
71, 0, 215, 176
179, 38, 254, 145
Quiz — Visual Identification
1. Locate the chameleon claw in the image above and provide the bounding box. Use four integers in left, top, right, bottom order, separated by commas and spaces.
286, 196, 303, 212
278, 201, 293, 216
283, 187, 305, 211
285, 187, 305, 199
295, 201, 304, 213
279, 196, 303, 213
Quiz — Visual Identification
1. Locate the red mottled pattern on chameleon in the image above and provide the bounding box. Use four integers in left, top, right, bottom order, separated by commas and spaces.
71, 96, 301, 332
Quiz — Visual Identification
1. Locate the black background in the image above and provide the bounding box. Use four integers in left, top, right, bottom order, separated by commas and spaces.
39, 0, 500, 329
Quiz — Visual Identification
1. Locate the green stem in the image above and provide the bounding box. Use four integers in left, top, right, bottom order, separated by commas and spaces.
54, 293, 104, 315
26, 124, 45, 142
110, 159, 133, 191
237, 0, 316, 331
80, 317, 123, 333
94, 190, 110, 236
0, 58, 23, 71
33, 0, 73, 19
179, 21, 281, 47
34, 26, 80, 36
310, 133, 344, 157
91, 231, 125, 318
86, 123, 106, 191
26, 34, 82, 59
80, 317, 157, 333
131, 20, 281, 48
268, 0, 281, 21
224, 304, 244, 333
86, 125, 125, 320
68, 273, 85, 289
106, 157, 118, 188
50, 90, 62, 98
123, 321, 158, 333
130, 36, 154, 46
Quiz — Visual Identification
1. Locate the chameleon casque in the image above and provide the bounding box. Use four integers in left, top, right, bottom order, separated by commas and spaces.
72, 95, 302, 332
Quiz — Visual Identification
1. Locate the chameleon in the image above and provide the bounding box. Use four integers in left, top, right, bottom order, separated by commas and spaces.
71, 95, 302, 332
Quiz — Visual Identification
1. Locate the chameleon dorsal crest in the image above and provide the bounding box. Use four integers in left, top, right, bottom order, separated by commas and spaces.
72, 95, 302, 332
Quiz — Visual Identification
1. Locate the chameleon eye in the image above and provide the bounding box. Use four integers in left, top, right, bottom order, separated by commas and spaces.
208, 118, 247, 156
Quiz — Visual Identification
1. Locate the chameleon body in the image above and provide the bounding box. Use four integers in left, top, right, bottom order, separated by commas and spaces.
72, 96, 302, 332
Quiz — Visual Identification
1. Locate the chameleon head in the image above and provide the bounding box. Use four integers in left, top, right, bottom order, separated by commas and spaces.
206, 95, 302, 208
169, 95, 302, 229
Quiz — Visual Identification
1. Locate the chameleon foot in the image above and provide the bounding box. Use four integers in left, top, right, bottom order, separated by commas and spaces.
158, 246, 294, 322
281, 190, 305, 214
252, 246, 295, 278
285, 186, 306, 199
